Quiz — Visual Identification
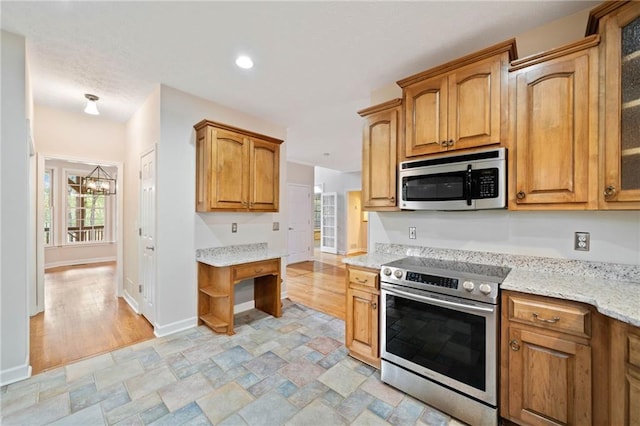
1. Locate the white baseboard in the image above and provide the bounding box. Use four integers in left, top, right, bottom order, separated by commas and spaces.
154, 316, 197, 338
45, 256, 116, 270
0, 363, 32, 387
123, 289, 140, 314
234, 301, 255, 314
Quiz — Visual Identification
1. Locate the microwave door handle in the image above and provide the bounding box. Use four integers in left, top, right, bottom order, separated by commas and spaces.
466, 165, 473, 206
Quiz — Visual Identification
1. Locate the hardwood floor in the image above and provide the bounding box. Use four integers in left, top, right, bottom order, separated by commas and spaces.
286, 249, 363, 320
30, 262, 155, 374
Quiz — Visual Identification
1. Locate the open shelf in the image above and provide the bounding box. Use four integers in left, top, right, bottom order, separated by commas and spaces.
199, 287, 228, 298
199, 313, 228, 332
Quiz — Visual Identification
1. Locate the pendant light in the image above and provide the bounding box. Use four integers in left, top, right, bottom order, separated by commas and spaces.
84, 94, 100, 115
83, 165, 116, 195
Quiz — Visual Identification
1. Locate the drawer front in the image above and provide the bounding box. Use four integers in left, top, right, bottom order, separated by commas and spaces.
348, 268, 378, 290
233, 259, 279, 281
508, 295, 591, 338
629, 333, 640, 369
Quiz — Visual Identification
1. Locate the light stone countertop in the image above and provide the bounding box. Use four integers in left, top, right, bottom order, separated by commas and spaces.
346, 243, 640, 327
196, 242, 287, 267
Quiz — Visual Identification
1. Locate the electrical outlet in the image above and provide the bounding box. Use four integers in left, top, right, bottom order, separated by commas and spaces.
574, 231, 590, 251
409, 227, 416, 239
231, 223, 237, 233
273, 222, 279, 231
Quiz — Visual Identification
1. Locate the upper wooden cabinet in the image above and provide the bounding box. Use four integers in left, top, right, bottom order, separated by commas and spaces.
508, 36, 600, 210
588, 1, 640, 208
358, 99, 402, 211
398, 39, 517, 157
194, 120, 282, 212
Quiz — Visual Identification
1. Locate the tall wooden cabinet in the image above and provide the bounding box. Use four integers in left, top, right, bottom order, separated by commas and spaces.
507, 36, 600, 209
398, 39, 517, 158
358, 99, 401, 211
345, 265, 380, 368
194, 120, 282, 212
500, 291, 608, 426
588, 1, 640, 208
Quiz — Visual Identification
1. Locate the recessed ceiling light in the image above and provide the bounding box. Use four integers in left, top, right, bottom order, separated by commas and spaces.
235, 56, 253, 69
323, 152, 330, 156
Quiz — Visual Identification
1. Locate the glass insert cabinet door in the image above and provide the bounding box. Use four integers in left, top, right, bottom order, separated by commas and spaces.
603, 3, 640, 203
320, 192, 337, 254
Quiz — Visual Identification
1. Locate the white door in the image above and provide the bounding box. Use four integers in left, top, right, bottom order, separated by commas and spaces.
287, 184, 312, 264
140, 149, 156, 323
321, 192, 338, 254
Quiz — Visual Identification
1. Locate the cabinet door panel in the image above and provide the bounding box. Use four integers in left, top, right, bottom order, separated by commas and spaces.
405, 76, 448, 157
346, 287, 379, 364
515, 54, 590, 205
508, 327, 591, 426
213, 129, 247, 209
362, 108, 398, 209
449, 58, 501, 151
249, 138, 279, 211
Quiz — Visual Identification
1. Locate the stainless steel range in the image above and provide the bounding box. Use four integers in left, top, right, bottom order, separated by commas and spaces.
380, 257, 510, 426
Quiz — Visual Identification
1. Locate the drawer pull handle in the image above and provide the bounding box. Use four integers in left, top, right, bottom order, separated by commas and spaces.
533, 312, 560, 324
355, 277, 368, 284
510, 339, 520, 351
372, 302, 377, 310
255, 268, 264, 273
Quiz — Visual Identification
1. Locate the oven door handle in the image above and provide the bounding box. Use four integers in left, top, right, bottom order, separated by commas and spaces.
382, 284, 495, 314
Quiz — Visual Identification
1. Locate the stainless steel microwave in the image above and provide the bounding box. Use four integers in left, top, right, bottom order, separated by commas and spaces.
399, 148, 506, 211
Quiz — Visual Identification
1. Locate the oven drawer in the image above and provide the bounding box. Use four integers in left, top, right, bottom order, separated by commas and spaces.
507, 294, 591, 338
348, 268, 378, 290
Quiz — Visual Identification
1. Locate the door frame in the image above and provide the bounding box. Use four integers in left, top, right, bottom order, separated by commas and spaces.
35, 153, 124, 315
345, 189, 368, 255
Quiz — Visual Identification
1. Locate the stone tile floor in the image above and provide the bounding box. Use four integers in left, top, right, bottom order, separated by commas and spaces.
1, 301, 467, 425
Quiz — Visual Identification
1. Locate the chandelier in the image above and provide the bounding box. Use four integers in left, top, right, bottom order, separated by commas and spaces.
83, 165, 116, 195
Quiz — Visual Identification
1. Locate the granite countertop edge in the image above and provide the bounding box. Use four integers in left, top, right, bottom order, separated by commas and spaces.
196, 243, 288, 267
343, 246, 640, 327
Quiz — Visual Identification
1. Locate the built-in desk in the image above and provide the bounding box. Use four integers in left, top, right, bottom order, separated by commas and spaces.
196, 243, 285, 335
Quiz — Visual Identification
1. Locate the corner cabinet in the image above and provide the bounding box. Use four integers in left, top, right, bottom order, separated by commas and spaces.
589, 1, 640, 208
357, 99, 402, 211
397, 39, 516, 157
345, 265, 380, 368
194, 120, 282, 212
507, 36, 600, 209
500, 291, 608, 426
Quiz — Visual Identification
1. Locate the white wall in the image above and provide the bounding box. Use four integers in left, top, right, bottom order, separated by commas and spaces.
369, 210, 640, 265
123, 86, 161, 310
315, 167, 361, 254
287, 161, 314, 186
1, 30, 31, 385
156, 85, 287, 335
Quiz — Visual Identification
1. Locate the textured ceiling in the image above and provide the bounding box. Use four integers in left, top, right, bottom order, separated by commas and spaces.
1, 1, 598, 172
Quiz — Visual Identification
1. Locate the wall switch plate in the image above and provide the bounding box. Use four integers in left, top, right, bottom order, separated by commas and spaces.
409, 227, 416, 239
574, 231, 590, 251
231, 223, 237, 233
273, 222, 279, 231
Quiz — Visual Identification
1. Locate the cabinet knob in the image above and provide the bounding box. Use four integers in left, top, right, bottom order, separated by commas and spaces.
603, 185, 617, 199
447, 139, 454, 147
372, 302, 377, 310
516, 191, 526, 200
441, 140, 448, 147
389, 196, 395, 203
242, 201, 249, 207
510, 339, 520, 351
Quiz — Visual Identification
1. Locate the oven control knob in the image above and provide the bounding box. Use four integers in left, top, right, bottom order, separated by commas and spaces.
393, 270, 403, 279
382, 268, 392, 276
462, 281, 475, 292
479, 283, 492, 295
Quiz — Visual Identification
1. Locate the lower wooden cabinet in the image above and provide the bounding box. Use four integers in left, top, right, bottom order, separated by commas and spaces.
609, 318, 640, 426
500, 291, 608, 426
345, 265, 380, 368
